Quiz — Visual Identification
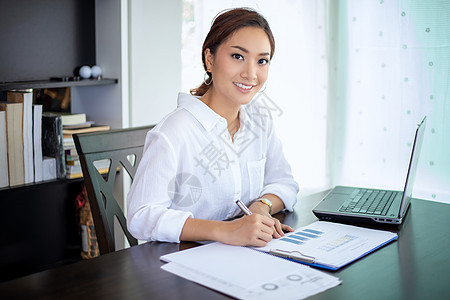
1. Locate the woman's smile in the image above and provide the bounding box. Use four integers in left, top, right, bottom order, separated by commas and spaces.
233, 81, 255, 92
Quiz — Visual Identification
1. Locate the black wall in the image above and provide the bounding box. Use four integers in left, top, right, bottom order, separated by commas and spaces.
0, 0, 95, 83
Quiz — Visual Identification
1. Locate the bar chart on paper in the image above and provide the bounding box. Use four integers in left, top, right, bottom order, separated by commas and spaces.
253, 221, 398, 270
280, 229, 358, 252
279, 228, 325, 244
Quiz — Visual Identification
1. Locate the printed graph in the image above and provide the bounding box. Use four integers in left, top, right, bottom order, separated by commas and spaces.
280, 228, 324, 245
318, 235, 357, 252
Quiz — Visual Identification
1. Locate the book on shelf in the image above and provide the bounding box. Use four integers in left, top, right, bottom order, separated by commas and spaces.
33, 105, 43, 182
42, 112, 66, 179
63, 121, 94, 129
66, 158, 112, 179
66, 158, 80, 166
0, 111, 9, 188
63, 136, 79, 178
56, 112, 87, 126
66, 172, 84, 180
7, 91, 34, 184
66, 164, 83, 179
65, 148, 78, 157
62, 125, 111, 138
66, 169, 111, 179
0, 102, 25, 186
63, 136, 76, 150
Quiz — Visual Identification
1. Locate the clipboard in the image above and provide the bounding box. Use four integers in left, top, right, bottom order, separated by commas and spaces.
269, 249, 316, 264
254, 221, 398, 270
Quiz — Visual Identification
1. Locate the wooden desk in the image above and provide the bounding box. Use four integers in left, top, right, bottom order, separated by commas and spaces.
1, 191, 450, 299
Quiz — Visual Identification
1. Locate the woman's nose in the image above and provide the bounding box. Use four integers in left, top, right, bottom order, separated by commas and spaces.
241, 63, 257, 81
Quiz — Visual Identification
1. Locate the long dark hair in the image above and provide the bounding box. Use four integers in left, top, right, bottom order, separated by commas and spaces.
190, 7, 275, 96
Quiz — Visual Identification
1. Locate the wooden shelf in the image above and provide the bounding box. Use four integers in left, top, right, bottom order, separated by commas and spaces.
0, 78, 118, 91
0, 177, 83, 192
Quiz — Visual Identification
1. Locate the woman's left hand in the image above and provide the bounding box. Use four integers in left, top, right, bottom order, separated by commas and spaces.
249, 201, 294, 239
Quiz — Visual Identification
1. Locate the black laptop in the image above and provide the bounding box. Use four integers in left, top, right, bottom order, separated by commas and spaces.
313, 116, 426, 225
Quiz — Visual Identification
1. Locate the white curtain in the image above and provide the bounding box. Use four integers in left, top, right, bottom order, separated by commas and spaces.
328, 0, 450, 203
182, 0, 450, 203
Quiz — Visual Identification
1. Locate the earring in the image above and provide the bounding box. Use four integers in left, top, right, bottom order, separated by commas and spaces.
204, 72, 212, 86
258, 82, 267, 93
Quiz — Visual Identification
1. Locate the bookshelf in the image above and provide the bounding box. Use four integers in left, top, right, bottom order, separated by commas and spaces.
0, 0, 127, 282
0, 79, 118, 92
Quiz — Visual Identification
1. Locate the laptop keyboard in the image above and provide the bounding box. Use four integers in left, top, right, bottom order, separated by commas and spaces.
338, 189, 399, 215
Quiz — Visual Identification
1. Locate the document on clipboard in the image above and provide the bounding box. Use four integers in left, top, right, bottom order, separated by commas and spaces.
252, 221, 398, 270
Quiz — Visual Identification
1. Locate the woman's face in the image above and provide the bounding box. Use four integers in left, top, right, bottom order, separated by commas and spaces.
205, 26, 271, 107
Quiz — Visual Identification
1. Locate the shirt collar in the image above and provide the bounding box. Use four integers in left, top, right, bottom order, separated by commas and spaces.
177, 92, 224, 131
177, 92, 257, 131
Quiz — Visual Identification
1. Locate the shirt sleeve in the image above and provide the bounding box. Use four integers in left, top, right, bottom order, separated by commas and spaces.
260, 121, 299, 211
127, 129, 193, 243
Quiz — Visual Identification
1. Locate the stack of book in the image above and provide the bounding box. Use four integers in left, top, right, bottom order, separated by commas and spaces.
64, 137, 80, 179
0, 89, 112, 187
59, 113, 110, 179
0, 90, 43, 187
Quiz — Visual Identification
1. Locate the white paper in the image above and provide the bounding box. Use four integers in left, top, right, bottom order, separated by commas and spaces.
22, 92, 34, 184
161, 242, 341, 300
254, 221, 398, 269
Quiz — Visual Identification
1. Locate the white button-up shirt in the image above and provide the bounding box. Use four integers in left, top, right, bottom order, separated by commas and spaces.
127, 92, 299, 243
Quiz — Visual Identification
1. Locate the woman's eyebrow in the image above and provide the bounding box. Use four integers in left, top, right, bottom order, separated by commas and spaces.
231, 45, 270, 57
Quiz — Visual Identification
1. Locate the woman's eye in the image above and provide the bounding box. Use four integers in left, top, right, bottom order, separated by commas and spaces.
232, 53, 244, 60
258, 58, 269, 65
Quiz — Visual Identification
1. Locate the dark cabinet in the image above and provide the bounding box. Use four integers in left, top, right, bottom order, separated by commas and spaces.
0, 0, 120, 282
0, 179, 84, 282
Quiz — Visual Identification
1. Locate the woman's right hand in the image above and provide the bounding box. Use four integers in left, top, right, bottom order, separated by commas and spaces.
217, 214, 275, 247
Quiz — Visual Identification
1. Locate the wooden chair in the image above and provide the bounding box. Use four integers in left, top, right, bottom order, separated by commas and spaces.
73, 125, 154, 255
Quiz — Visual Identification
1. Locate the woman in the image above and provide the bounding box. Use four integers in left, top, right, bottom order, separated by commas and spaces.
127, 8, 299, 247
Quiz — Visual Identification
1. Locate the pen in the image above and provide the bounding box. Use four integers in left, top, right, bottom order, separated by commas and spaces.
236, 200, 253, 216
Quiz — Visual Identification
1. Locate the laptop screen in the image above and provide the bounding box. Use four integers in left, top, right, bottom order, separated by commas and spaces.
399, 116, 427, 217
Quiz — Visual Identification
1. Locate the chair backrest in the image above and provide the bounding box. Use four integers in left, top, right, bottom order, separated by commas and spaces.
73, 125, 154, 255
